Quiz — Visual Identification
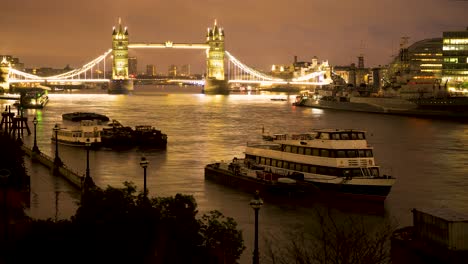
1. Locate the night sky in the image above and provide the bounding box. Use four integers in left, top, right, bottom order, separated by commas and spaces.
1, 0, 467, 74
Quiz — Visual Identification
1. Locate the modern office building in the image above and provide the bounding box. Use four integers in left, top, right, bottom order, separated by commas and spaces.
384, 37, 443, 86
128, 57, 138, 77
168, 65, 177, 77
179, 64, 191, 76
442, 27, 468, 91
146, 64, 156, 76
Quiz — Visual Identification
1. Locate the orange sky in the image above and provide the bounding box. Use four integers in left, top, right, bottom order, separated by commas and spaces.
1, 0, 467, 74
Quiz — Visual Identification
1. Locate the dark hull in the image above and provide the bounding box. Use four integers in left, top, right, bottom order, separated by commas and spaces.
408, 97, 468, 111
205, 164, 298, 196
295, 97, 468, 120
205, 164, 392, 202
299, 181, 392, 202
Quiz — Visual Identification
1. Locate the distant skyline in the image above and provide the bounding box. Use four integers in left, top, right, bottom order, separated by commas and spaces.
1, 0, 467, 74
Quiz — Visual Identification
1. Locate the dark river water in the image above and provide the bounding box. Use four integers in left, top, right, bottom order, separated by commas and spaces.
3, 85, 468, 263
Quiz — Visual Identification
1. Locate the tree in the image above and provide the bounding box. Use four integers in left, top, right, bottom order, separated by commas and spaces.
199, 210, 246, 264
9, 181, 245, 264
264, 208, 396, 264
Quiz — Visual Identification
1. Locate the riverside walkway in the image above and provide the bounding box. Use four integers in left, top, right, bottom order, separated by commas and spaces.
21, 144, 88, 191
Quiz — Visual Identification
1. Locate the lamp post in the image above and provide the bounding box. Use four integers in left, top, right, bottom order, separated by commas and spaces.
32, 117, 39, 153
85, 138, 91, 180
139, 157, 149, 197
53, 124, 62, 166
250, 190, 263, 264
0, 169, 11, 243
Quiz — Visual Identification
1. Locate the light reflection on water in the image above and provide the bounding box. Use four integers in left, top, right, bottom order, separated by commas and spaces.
3, 85, 468, 263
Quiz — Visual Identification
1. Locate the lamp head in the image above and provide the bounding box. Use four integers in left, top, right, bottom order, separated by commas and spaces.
250, 190, 263, 209
33, 117, 38, 125
140, 156, 149, 168
85, 138, 91, 147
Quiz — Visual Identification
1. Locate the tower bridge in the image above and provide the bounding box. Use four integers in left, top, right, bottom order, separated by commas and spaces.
0, 19, 332, 95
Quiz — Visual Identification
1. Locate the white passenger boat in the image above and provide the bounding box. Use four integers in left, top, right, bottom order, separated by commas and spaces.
205, 129, 396, 202
51, 120, 104, 147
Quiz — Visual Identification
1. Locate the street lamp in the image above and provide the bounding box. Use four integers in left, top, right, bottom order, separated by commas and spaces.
32, 117, 40, 153
0, 169, 11, 242
85, 138, 91, 179
250, 190, 263, 264
139, 157, 149, 197
53, 124, 62, 166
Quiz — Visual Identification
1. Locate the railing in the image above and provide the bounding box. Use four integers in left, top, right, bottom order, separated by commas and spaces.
21, 145, 85, 190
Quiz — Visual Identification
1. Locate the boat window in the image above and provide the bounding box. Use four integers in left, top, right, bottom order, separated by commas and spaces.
312, 148, 320, 156
298, 147, 304, 155
295, 164, 302, 171
283, 161, 289, 169
256, 157, 260, 164
329, 168, 338, 176
332, 133, 340, 140
329, 151, 335, 158
309, 166, 317, 174
351, 133, 358, 140
277, 161, 283, 168
301, 165, 309, 173
343, 169, 351, 177
358, 150, 366, 157
284, 145, 291, 153
352, 169, 362, 177
337, 150, 346, 158
305, 148, 311, 155
321, 149, 330, 157
358, 133, 365, 139
341, 133, 350, 140
272, 160, 277, 167
366, 150, 373, 157
319, 133, 330, 140
317, 167, 328, 175
347, 150, 357, 158
371, 168, 379, 176
289, 163, 296, 170
291, 146, 298, 153
260, 158, 266, 165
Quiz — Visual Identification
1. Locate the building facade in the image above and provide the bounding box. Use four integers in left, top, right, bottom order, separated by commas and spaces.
442, 27, 468, 92
128, 57, 138, 77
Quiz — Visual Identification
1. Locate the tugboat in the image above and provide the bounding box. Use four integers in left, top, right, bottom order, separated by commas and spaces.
133, 125, 168, 148
100, 120, 167, 149
100, 120, 134, 148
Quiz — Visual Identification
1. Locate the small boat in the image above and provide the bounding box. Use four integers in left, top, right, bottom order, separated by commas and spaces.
100, 120, 168, 149
133, 125, 168, 148
14, 90, 49, 109
51, 120, 104, 147
62, 112, 110, 122
205, 129, 395, 202
100, 120, 134, 148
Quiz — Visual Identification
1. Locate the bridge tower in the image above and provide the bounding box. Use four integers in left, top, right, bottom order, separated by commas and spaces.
204, 20, 228, 94
0, 57, 11, 93
109, 18, 134, 94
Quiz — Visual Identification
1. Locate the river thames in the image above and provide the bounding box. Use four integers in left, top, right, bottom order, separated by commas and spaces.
3, 85, 468, 263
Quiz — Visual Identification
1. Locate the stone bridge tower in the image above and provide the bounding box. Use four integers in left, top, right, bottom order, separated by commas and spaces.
205, 20, 228, 94
109, 18, 134, 94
